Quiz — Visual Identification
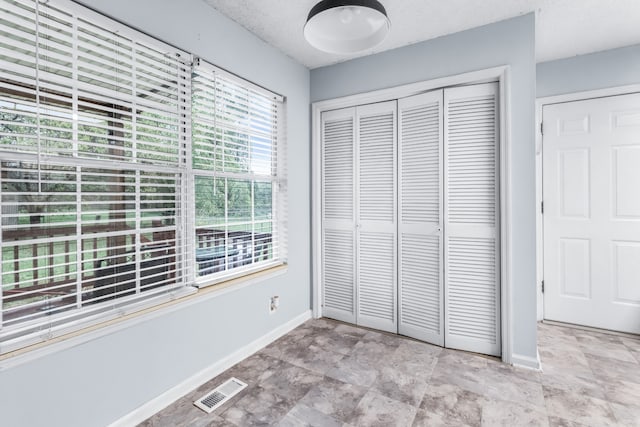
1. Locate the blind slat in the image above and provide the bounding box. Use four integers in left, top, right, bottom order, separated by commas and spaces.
191, 63, 285, 284
0, 0, 189, 350
0, 0, 285, 355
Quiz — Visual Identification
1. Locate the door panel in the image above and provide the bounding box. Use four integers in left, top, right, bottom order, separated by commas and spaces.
543, 92, 640, 333
558, 149, 590, 218
398, 90, 444, 345
356, 101, 397, 333
444, 83, 501, 357
321, 108, 356, 323
447, 236, 498, 346
358, 231, 396, 330
323, 229, 356, 316
558, 238, 591, 299
613, 242, 640, 304
613, 146, 640, 218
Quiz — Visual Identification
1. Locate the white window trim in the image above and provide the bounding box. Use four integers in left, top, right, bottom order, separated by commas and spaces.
193, 260, 285, 289
189, 58, 287, 288
0, 0, 192, 353
0, 0, 288, 355
310, 66, 516, 365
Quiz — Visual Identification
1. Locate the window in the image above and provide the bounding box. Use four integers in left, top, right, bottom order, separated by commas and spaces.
0, 0, 286, 354
191, 60, 286, 285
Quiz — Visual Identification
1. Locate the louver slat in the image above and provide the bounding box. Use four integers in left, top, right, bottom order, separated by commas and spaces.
448, 237, 497, 342
358, 232, 395, 323
400, 234, 441, 332
358, 113, 395, 222
321, 108, 355, 323
398, 90, 444, 345
323, 229, 354, 315
356, 101, 396, 333
323, 117, 354, 221
444, 83, 500, 357
446, 89, 497, 225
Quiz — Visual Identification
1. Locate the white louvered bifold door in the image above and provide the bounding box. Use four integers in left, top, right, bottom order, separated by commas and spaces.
444, 83, 501, 356
398, 90, 444, 345
356, 101, 397, 333
321, 108, 357, 323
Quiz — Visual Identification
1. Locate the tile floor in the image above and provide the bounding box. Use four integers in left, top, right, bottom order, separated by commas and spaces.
141, 319, 640, 426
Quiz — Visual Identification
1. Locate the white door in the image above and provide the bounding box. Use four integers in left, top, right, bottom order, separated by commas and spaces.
543, 92, 640, 334
321, 86, 502, 357
321, 107, 356, 324
398, 90, 444, 345
444, 83, 501, 357
356, 101, 397, 333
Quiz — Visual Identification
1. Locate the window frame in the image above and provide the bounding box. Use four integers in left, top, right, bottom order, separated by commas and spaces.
190, 58, 287, 289
0, 0, 194, 353
0, 0, 287, 355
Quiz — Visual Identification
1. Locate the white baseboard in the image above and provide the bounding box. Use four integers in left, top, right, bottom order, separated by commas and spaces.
511, 349, 542, 371
109, 309, 312, 427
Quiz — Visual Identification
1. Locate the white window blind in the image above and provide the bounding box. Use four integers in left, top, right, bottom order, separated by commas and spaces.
0, 0, 193, 353
191, 59, 286, 285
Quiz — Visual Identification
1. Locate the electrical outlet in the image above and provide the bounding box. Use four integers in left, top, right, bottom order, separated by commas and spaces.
269, 296, 280, 313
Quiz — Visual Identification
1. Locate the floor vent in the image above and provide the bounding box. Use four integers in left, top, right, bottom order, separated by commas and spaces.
194, 377, 247, 414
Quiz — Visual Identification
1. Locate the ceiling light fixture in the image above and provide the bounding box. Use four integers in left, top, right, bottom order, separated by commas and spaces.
304, 0, 391, 54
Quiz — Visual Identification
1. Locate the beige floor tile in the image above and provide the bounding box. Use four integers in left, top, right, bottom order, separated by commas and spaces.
609, 401, 640, 427
140, 319, 640, 427
278, 403, 344, 427
543, 385, 618, 427
540, 369, 606, 400
370, 365, 429, 406
481, 399, 549, 427
348, 390, 418, 427
586, 353, 640, 384
298, 376, 367, 422
419, 382, 485, 426
547, 415, 590, 427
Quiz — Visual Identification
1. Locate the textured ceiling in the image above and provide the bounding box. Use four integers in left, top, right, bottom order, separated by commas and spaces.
201, 0, 640, 69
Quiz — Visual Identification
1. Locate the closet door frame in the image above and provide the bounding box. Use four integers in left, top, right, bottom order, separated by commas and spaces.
312, 66, 515, 365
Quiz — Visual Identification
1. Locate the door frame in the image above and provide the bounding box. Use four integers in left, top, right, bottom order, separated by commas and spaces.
312, 66, 514, 364
535, 84, 640, 322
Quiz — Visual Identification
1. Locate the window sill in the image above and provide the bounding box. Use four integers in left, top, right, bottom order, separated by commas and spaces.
0, 264, 288, 368
195, 261, 286, 289
192, 262, 288, 297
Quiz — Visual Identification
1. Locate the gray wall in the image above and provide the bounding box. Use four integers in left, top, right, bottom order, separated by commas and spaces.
311, 14, 538, 361
0, 1, 310, 426
537, 44, 640, 97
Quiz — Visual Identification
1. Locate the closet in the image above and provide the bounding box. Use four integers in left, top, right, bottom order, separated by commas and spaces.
321, 82, 501, 357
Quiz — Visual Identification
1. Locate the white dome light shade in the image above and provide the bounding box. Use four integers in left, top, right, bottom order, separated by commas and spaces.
304, 0, 390, 54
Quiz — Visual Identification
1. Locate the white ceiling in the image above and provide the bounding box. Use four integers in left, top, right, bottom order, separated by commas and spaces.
201, 0, 640, 69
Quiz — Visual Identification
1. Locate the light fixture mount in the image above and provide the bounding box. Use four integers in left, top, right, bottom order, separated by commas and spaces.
304, 0, 391, 54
